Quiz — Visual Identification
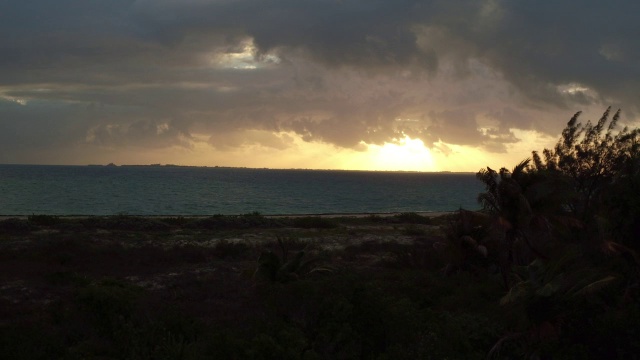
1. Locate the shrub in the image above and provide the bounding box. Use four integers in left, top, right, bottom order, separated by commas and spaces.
80, 215, 170, 231
393, 212, 432, 225
291, 216, 338, 229
402, 225, 426, 236
160, 216, 192, 228
213, 239, 251, 259
254, 237, 332, 283
28, 214, 61, 227
0, 217, 33, 233
532, 107, 640, 221
189, 214, 285, 230
470, 108, 640, 357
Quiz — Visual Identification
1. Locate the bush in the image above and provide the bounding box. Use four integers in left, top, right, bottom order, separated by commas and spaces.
0, 218, 33, 233
188, 214, 285, 230
402, 225, 426, 236
469, 108, 640, 357
213, 239, 251, 259
532, 107, 640, 221
80, 216, 170, 231
28, 214, 61, 227
160, 216, 192, 228
291, 216, 338, 229
393, 212, 432, 225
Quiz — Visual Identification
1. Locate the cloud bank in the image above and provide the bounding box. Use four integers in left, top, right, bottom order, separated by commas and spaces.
1, 0, 638, 166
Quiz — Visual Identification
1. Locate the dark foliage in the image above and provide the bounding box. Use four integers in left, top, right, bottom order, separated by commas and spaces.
0, 217, 34, 233
392, 212, 433, 225
188, 213, 286, 230
466, 108, 640, 358
532, 107, 640, 221
290, 216, 339, 229
28, 214, 62, 227
82, 215, 172, 232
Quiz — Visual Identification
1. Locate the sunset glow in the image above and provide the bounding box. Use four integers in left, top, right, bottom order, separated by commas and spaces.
1, 1, 639, 171
364, 136, 435, 172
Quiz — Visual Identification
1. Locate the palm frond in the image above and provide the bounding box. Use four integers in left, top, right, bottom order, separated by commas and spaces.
500, 281, 532, 305
512, 158, 531, 178
477, 192, 499, 213
571, 275, 617, 297
532, 151, 544, 170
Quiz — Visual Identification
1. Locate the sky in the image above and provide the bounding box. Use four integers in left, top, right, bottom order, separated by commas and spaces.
1, 0, 639, 172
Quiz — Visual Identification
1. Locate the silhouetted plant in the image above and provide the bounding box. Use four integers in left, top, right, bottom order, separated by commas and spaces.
254, 237, 333, 283
435, 209, 491, 276
160, 216, 191, 228
490, 250, 617, 359
472, 158, 581, 288
87, 215, 170, 231
527, 107, 640, 264
478, 108, 640, 357
532, 107, 640, 221
212, 239, 251, 259
600, 155, 640, 249
291, 216, 338, 229
0, 217, 33, 233
402, 225, 426, 236
393, 212, 432, 224
28, 214, 61, 227
189, 213, 285, 230
383, 239, 443, 270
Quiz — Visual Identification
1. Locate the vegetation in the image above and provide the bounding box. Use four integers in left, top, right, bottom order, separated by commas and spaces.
254, 237, 333, 283
0, 109, 638, 358
470, 107, 640, 358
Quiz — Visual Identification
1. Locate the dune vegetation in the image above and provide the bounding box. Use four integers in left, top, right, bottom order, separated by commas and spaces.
1, 108, 639, 359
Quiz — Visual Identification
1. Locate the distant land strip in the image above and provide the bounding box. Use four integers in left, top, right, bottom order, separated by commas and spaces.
0, 211, 454, 220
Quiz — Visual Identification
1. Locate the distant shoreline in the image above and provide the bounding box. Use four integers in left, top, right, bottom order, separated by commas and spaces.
0, 211, 455, 220
0, 163, 474, 174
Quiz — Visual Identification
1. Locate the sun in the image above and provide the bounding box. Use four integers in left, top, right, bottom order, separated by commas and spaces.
364, 136, 436, 172
171, 131, 441, 172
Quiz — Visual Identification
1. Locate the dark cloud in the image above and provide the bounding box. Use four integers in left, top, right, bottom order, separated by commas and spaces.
420, 108, 519, 153
465, 1, 640, 110
0, 99, 90, 163
1, 0, 639, 165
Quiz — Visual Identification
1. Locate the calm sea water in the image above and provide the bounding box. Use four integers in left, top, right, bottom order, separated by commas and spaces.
0, 165, 483, 216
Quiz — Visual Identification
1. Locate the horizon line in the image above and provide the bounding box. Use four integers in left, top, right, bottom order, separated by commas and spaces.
0, 162, 476, 174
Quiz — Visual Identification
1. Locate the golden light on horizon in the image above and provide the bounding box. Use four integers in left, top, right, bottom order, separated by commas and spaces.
363, 136, 436, 172
327, 135, 437, 172
81, 128, 558, 174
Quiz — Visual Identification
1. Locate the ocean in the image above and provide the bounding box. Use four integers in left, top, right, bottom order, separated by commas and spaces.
0, 165, 483, 216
